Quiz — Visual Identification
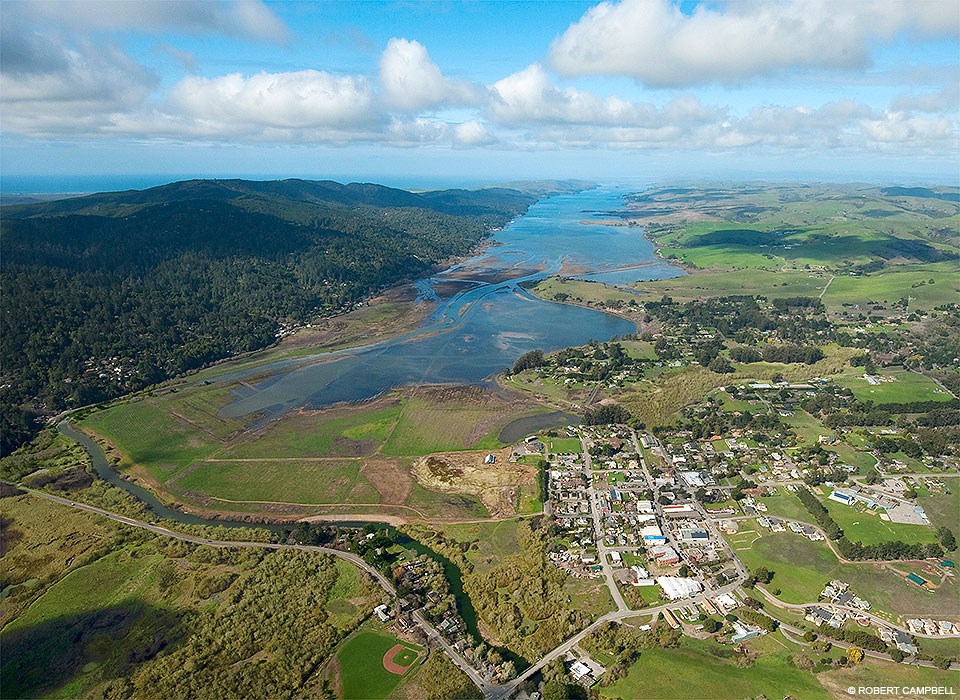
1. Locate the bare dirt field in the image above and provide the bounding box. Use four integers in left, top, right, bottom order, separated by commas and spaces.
411, 447, 535, 517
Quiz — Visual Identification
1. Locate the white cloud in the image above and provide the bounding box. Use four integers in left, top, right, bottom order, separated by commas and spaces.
488, 64, 720, 129
379, 38, 482, 111
26, 0, 289, 43
171, 70, 378, 130
453, 119, 494, 146
549, 0, 960, 87
860, 111, 956, 144
0, 24, 155, 135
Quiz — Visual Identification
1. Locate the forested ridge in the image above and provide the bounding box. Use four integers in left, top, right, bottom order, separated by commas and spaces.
0, 178, 538, 454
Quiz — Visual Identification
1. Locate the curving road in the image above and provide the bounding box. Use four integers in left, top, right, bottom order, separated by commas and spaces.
17, 487, 491, 694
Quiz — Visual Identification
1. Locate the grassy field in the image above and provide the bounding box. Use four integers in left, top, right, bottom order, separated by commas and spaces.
600, 638, 829, 700
822, 263, 960, 310
531, 277, 641, 305
725, 525, 958, 617
546, 437, 582, 454
820, 489, 939, 545
758, 490, 812, 522
919, 490, 960, 531
833, 369, 953, 405
172, 459, 381, 505
0, 494, 118, 623
632, 269, 831, 302
83, 400, 225, 481
335, 630, 423, 700
818, 659, 960, 698
325, 560, 374, 631
221, 401, 402, 459
381, 387, 522, 456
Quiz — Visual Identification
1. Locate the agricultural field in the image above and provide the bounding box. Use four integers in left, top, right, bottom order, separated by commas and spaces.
632, 269, 831, 303
833, 369, 953, 405
333, 630, 424, 700
599, 638, 829, 700
819, 489, 939, 545
220, 401, 402, 459
821, 263, 960, 310
381, 385, 537, 456
171, 458, 381, 506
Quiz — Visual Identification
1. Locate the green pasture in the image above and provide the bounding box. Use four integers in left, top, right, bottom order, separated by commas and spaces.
221, 402, 401, 459
532, 277, 639, 305
381, 397, 506, 456
632, 269, 830, 302
336, 630, 423, 700
600, 638, 828, 700
833, 369, 952, 405
725, 527, 957, 617
823, 264, 960, 310
173, 459, 380, 505
82, 400, 225, 480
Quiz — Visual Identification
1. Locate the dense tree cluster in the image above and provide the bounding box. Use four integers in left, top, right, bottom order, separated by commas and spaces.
582, 403, 632, 425
511, 349, 546, 374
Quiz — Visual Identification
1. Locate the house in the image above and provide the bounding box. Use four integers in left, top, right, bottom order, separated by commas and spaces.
374, 604, 391, 622
731, 622, 762, 643
484, 454, 496, 464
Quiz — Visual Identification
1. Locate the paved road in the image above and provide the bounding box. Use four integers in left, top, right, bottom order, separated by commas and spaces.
754, 585, 960, 640
580, 434, 630, 612
19, 488, 490, 693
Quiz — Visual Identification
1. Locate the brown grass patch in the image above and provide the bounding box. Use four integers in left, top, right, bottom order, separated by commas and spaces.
361, 457, 413, 505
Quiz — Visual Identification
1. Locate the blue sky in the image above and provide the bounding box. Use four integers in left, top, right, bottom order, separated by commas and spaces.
1, 0, 958, 190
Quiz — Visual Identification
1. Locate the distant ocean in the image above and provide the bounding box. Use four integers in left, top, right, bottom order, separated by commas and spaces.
0, 173, 497, 196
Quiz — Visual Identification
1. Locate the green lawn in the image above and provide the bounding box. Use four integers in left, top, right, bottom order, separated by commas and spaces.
820, 489, 938, 545
173, 459, 380, 505
546, 437, 582, 454
336, 631, 423, 700
600, 638, 829, 700
833, 369, 953, 405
